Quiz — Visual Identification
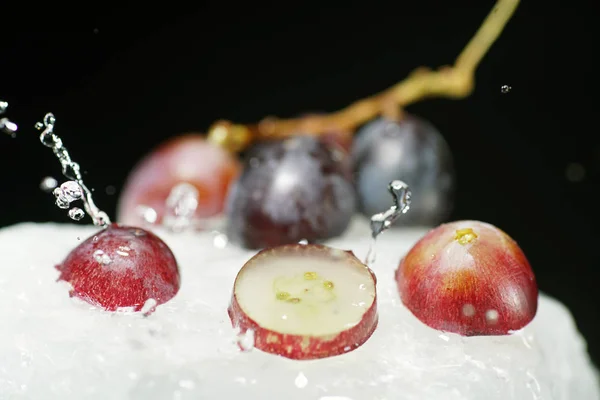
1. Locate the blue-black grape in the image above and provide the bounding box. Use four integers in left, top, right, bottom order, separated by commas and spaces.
351, 115, 455, 226
226, 136, 356, 249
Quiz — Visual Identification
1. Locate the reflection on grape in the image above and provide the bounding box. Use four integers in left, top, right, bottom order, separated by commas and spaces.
351, 115, 454, 226
226, 136, 356, 249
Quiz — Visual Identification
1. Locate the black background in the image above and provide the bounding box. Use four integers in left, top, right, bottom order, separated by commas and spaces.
1, 0, 598, 366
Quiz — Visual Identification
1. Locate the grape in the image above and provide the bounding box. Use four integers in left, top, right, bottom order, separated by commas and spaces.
117, 134, 241, 226
351, 115, 454, 226
226, 136, 356, 249
56, 225, 180, 312
396, 220, 538, 336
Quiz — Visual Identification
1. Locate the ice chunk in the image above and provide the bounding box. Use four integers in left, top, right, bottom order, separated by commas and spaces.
0, 219, 598, 400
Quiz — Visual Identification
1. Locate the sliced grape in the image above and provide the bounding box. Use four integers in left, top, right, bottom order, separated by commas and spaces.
229, 244, 378, 359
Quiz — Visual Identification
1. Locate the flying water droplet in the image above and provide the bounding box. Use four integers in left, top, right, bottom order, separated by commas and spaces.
54, 191, 71, 209
93, 250, 112, 265
60, 181, 83, 202
0, 118, 18, 135
68, 207, 85, 221
0, 101, 18, 135
39, 176, 58, 192
365, 180, 411, 265
501, 85, 512, 94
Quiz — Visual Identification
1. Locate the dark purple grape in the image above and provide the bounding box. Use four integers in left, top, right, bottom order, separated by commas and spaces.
226, 136, 356, 249
351, 115, 455, 226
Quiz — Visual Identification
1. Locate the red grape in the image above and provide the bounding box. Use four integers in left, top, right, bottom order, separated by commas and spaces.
396, 220, 538, 336
117, 134, 241, 226
56, 225, 180, 312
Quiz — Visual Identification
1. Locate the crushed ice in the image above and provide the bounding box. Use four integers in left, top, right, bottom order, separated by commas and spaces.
0, 220, 597, 399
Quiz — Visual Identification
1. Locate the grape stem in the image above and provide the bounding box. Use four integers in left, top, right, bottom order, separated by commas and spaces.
208, 0, 520, 152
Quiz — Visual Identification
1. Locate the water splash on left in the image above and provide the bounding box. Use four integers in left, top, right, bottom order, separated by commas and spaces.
0, 101, 18, 136
34, 113, 111, 227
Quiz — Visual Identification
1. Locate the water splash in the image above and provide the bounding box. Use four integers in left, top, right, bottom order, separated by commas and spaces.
35, 113, 110, 227
163, 182, 199, 232
365, 180, 411, 265
0, 100, 18, 136
68, 207, 85, 221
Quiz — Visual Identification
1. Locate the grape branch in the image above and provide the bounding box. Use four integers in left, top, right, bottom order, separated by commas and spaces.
207, 0, 520, 152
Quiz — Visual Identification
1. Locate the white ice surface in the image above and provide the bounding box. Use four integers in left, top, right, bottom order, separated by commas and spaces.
0, 219, 598, 400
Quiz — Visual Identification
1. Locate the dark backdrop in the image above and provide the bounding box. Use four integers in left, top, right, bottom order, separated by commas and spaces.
1, 1, 598, 365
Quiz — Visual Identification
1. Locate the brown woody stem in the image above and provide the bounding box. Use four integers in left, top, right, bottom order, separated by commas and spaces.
208, 0, 520, 153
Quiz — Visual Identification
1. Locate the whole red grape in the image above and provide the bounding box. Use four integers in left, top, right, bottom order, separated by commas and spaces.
117, 134, 241, 226
396, 220, 538, 336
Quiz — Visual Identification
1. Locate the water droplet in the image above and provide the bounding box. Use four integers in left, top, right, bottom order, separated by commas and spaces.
141, 298, 157, 316
365, 180, 411, 264
294, 372, 308, 388
68, 207, 85, 221
116, 246, 131, 257
166, 182, 199, 217
130, 228, 146, 237
485, 309, 499, 324
163, 183, 199, 232
501, 85, 512, 93
213, 233, 228, 249
0, 118, 18, 134
330, 248, 346, 260
93, 250, 112, 265
136, 205, 158, 224
54, 192, 71, 209
39, 176, 58, 192
462, 304, 476, 317
105, 185, 116, 195
44, 113, 56, 126
0, 101, 7, 113
236, 329, 255, 352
